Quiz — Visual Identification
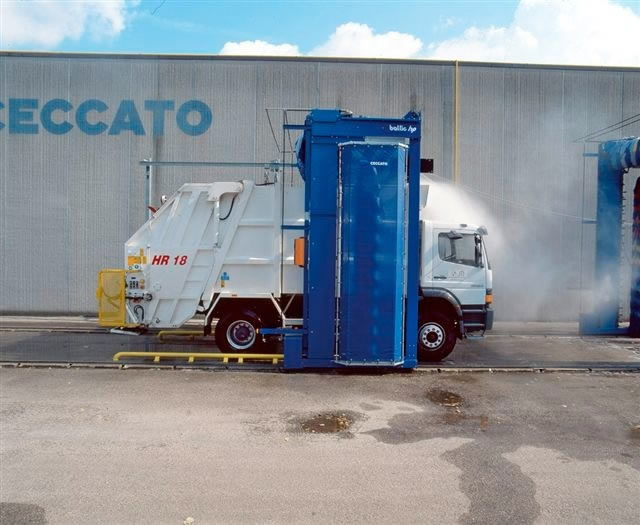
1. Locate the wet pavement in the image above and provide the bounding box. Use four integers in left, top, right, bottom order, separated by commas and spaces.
1, 317, 639, 369
1, 368, 638, 524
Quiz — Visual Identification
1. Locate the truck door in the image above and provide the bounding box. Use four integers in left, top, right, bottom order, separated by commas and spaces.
432, 229, 486, 306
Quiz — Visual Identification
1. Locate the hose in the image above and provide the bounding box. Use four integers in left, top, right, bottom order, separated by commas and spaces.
133, 305, 145, 322
220, 194, 238, 221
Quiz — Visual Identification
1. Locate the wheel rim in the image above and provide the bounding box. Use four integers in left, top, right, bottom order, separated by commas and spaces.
419, 322, 445, 351
226, 320, 257, 350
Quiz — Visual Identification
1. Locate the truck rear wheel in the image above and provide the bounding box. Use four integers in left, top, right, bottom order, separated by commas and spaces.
418, 311, 457, 362
215, 310, 264, 353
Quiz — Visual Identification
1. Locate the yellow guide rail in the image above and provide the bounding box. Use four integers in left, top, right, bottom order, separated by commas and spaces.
113, 351, 283, 365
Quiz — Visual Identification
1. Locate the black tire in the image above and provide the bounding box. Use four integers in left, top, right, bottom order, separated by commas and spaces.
417, 311, 457, 362
215, 309, 264, 353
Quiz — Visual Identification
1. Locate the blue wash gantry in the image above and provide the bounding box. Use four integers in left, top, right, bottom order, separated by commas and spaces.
280, 109, 422, 369
580, 137, 640, 335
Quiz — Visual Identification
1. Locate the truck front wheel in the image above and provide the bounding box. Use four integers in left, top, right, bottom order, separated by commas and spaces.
215, 310, 263, 353
418, 312, 457, 362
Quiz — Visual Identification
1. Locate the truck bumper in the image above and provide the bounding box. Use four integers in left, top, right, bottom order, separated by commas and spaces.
485, 307, 494, 331
462, 305, 493, 333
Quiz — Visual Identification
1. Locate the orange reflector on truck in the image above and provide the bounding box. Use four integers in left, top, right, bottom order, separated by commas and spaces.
485, 293, 493, 305
294, 237, 305, 267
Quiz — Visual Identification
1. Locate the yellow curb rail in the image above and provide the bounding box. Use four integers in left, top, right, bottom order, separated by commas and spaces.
113, 351, 283, 365
156, 330, 205, 341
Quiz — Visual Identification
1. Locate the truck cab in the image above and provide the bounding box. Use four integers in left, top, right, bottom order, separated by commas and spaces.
417, 220, 494, 361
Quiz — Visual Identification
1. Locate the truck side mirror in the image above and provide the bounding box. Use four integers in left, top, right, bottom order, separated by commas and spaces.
475, 237, 484, 268
420, 158, 434, 173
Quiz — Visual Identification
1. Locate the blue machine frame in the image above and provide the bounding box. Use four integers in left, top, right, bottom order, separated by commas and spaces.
277, 109, 422, 369
580, 137, 640, 335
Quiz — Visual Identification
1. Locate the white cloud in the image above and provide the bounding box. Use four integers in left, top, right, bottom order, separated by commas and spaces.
6, 0, 630, 66
1, 0, 137, 48
219, 40, 300, 56
427, 0, 640, 66
217, 1, 639, 66
219, 23, 423, 59
309, 22, 423, 58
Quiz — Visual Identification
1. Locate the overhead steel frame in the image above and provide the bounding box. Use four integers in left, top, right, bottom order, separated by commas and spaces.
580, 137, 640, 335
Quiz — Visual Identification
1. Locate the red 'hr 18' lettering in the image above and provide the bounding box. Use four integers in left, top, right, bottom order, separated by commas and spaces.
151, 255, 188, 265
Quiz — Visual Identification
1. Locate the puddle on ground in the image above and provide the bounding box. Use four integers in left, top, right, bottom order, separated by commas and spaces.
426, 389, 464, 407
426, 389, 489, 432
300, 412, 354, 434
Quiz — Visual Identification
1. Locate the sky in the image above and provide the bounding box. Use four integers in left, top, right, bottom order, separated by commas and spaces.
1, 0, 639, 66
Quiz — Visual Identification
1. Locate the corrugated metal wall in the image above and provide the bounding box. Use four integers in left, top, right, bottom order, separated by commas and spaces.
1, 53, 639, 320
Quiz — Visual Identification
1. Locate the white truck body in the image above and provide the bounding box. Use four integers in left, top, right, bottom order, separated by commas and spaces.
124, 180, 304, 328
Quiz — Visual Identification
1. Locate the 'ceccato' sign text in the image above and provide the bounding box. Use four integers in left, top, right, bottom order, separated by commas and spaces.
0, 98, 213, 136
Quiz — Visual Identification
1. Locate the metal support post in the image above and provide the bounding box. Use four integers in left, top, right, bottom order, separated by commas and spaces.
581, 137, 640, 335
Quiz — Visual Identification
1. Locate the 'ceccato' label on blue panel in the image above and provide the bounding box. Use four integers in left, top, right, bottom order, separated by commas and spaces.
0, 98, 213, 136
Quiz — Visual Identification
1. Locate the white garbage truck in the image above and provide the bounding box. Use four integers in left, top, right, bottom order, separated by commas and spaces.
97, 176, 493, 362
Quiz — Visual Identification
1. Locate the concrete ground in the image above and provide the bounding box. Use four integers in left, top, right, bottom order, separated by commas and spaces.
1, 367, 639, 524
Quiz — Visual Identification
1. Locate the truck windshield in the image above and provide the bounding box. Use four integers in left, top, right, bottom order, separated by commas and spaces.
438, 233, 481, 267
